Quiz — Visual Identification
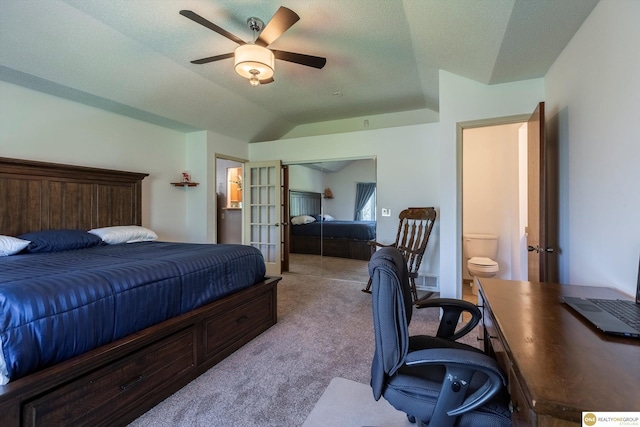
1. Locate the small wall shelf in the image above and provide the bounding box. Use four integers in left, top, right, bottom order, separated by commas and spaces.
171, 182, 199, 187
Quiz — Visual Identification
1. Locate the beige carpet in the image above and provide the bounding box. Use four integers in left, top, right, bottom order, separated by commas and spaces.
288, 254, 370, 283
302, 377, 413, 427
287, 254, 437, 301
128, 255, 479, 426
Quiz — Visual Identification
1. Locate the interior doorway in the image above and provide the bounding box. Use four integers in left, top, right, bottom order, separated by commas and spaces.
461, 121, 528, 295
215, 157, 243, 244
462, 123, 529, 281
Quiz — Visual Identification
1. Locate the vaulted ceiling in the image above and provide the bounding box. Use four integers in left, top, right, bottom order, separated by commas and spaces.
0, 0, 599, 142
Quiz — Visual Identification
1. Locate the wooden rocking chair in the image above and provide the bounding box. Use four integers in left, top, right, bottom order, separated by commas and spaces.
362, 207, 437, 301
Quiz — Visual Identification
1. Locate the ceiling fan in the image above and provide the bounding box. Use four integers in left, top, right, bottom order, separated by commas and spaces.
180, 6, 326, 86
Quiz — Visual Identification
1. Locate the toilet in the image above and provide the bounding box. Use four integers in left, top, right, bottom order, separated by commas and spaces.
463, 234, 499, 295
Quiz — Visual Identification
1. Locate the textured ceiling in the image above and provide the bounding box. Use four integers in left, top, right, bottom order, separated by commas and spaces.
0, 0, 599, 142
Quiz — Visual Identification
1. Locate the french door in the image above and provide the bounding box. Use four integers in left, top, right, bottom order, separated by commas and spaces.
243, 161, 282, 275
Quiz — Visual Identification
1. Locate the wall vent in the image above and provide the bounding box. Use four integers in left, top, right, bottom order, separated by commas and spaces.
416, 274, 439, 291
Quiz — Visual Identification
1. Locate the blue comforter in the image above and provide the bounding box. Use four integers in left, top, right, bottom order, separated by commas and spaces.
0, 242, 265, 383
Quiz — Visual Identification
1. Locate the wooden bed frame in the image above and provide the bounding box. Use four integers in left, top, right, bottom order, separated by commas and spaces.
289, 190, 372, 261
0, 157, 280, 426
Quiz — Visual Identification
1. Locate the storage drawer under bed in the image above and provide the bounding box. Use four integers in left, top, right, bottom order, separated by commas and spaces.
203, 289, 274, 360
23, 328, 195, 426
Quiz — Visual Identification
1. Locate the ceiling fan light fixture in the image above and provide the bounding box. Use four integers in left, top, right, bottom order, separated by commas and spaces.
234, 44, 274, 83
249, 70, 260, 87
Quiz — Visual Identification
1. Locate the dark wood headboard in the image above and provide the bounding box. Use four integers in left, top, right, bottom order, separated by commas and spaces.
289, 190, 321, 217
0, 157, 148, 236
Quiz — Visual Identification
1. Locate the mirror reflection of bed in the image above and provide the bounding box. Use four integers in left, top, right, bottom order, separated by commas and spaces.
286, 159, 376, 282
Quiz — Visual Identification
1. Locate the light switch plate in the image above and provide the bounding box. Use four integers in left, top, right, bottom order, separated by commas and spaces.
381, 208, 391, 217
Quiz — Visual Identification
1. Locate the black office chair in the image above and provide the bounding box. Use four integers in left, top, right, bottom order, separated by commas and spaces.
369, 247, 511, 427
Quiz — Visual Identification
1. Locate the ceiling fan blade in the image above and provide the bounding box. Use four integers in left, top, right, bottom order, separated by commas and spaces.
191, 52, 234, 65
180, 10, 246, 45
256, 7, 300, 47
272, 50, 326, 69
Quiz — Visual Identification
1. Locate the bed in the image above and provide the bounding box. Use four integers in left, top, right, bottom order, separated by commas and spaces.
289, 190, 375, 261
0, 157, 280, 426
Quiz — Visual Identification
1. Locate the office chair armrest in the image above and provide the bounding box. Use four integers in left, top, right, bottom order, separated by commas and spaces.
415, 298, 481, 341
405, 348, 507, 420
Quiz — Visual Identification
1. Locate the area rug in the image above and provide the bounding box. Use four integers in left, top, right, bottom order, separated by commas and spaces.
302, 377, 413, 427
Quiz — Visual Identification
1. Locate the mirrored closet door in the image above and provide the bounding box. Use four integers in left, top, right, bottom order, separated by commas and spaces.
287, 158, 377, 281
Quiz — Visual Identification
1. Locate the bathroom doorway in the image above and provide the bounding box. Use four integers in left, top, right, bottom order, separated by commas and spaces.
461, 102, 557, 299
461, 121, 529, 294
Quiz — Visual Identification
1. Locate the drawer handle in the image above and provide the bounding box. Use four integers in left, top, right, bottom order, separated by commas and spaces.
120, 375, 144, 391
236, 315, 250, 324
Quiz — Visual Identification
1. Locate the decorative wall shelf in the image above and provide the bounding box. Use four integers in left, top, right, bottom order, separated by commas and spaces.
171, 182, 199, 187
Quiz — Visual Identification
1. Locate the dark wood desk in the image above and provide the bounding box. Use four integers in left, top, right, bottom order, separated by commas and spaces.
477, 278, 640, 426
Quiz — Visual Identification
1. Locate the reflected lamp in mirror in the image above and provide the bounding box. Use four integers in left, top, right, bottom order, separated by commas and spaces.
323, 188, 334, 199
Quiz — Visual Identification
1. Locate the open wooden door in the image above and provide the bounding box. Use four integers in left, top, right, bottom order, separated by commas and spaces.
243, 160, 282, 276
527, 102, 558, 282
281, 165, 289, 272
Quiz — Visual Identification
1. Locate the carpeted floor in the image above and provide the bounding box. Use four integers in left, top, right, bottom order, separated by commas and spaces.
287, 253, 370, 283
128, 255, 480, 426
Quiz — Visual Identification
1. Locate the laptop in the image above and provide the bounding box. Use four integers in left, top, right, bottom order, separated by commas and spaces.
562, 257, 640, 338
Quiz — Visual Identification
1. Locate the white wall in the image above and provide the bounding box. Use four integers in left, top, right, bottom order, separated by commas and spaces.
0, 81, 250, 243
545, 0, 640, 297
250, 124, 441, 278
517, 123, 529, 281
185, 131, 248, 243
0, 81, 188, 241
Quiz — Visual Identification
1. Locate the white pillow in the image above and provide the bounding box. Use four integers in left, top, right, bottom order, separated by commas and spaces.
321, 214, 335, 222
291, 215, 316, 225
0, 235, 30, 256
88, 226, 158, 245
